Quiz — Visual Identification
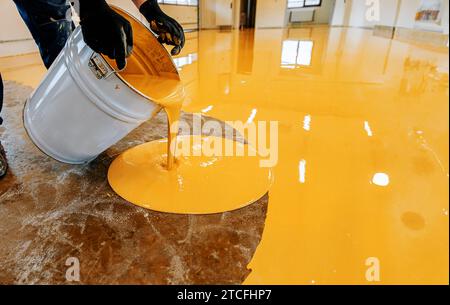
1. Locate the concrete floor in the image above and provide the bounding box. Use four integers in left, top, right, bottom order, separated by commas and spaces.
0, 79, 267, 284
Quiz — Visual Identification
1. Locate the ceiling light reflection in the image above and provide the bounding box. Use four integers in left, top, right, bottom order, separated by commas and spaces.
372, 173, 390, 187
246, 108, 257, 124
303, 115, 311, 131
299, 159, 307, 184
364, 121, 373, 137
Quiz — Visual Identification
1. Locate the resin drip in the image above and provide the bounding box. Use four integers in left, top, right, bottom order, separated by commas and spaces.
105, 6, 186, 169
119, 74, 184, 169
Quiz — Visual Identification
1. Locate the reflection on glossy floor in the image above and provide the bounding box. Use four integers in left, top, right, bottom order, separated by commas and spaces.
2, 27, 449, 284
180, 28, 449, 284
0, 53, 46, 88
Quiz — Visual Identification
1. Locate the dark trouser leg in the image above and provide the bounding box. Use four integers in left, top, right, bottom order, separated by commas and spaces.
1, 1, 73, 175
12, 0, 74, 69
0, 72, 5, 177
1, 1, 73, 125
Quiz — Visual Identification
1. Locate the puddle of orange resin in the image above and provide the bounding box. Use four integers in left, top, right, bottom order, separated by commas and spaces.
108, 135, 272, 214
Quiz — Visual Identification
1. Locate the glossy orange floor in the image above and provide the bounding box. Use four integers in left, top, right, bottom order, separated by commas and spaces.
1, 27, 449, 284
180, 28, 449, 284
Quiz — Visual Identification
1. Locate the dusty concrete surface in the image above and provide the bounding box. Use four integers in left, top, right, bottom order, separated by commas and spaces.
0, 81, 268, 284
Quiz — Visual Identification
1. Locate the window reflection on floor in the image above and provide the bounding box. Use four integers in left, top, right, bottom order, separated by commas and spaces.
281, 40, 314, 69
173, 53, 198, 69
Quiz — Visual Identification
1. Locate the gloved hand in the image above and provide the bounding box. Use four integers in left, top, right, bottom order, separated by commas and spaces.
139, 0, 185, 56
79, 0, 133, 70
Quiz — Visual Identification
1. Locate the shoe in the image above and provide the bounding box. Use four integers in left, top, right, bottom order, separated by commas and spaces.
0, 141, 7, 178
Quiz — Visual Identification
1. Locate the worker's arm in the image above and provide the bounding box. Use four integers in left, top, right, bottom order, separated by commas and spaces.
132, 0, 185, 55
79, 0, 133, 70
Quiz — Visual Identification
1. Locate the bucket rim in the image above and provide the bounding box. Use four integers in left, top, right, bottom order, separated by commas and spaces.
101, 5, 181, 106
64, 30, 157, 123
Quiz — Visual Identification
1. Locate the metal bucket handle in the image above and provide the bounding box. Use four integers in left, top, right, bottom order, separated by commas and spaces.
88, 52, 126, 80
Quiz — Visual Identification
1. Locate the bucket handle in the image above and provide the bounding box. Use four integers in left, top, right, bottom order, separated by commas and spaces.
88, 53, 126, 80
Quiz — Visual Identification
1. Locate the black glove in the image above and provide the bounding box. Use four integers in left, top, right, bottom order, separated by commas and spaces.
139, 0, 185, 56
79, 0, 133, 70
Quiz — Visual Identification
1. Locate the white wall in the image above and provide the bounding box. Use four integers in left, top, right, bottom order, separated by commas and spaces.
0, 1, 32, 42
287, 0, 335, 25
347, 0, 399, 28
255, 0, 287, 28
199, 0, 217, 28
201, 0, 290, 29
330, 0, 450, 33
314, 0, 336, 24
159, 3, 198, 30
0, 0, 37, 56
397, 0, 449, 33
0, 0, 199, 57
442, 0, 450, 34
374, 0, 399, 27
395, 0, 420, 28
109, 0, 198, 30
108, 0, 142, 20
330, 0, 346, 25
200, 0, 240, 29
215, 0, 233, 26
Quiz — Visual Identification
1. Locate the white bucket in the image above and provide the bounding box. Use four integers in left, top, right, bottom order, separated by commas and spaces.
24, 8, 177, 164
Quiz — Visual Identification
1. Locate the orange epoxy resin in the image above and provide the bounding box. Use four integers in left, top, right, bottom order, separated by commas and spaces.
104, 26, 448, 283
108, 135, 272, 214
